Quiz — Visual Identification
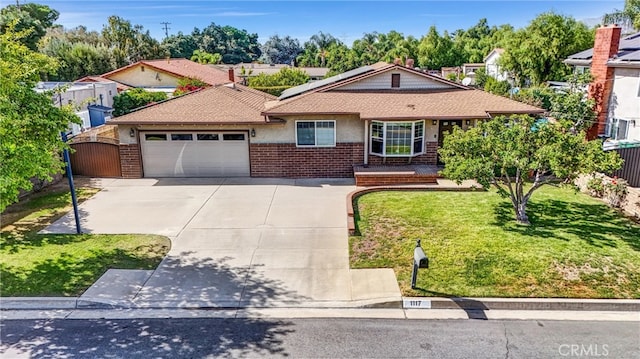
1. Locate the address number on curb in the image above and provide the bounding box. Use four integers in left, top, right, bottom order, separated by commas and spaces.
403, 299, 432, 309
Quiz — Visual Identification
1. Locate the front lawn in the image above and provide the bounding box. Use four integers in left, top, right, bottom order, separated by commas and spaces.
350, 186, 640, 298
1, 183, 170, 297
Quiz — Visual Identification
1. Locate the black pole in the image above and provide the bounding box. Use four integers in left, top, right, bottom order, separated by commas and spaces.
61, 132, 82, 234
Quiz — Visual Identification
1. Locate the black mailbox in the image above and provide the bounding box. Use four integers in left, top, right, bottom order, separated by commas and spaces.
414, 246, 429, 268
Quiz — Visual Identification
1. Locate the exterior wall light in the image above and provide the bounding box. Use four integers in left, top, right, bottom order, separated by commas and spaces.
466, 120, 471, 126
432, 120, 437, 125
251, 128, 256, 137
129, 128, 135, 137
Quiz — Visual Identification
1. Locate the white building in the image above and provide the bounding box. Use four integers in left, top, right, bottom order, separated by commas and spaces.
483, 48, 509, 82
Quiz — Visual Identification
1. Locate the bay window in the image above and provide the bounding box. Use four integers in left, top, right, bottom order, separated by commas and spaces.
370, 120, 425, 156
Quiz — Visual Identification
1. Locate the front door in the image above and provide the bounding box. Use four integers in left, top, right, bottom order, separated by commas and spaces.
437, 120, 463, 165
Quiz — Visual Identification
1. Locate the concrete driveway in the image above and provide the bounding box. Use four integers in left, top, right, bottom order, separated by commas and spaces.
45, 178, 400, 308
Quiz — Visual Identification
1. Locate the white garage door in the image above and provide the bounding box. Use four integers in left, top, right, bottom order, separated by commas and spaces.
140, 131, 250, 177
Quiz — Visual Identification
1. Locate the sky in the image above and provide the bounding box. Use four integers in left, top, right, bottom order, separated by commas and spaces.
17, 0, 627, 45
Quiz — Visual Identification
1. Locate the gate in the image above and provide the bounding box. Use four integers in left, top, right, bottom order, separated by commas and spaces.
69, 141, 122, 177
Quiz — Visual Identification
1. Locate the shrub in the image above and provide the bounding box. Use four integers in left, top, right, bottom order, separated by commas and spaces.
604, 176, 628, 208
112, 89, 167, 117
586, 176, 605, 198
173, 77, 209, 96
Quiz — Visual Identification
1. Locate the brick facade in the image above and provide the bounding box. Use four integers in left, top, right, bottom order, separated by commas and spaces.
119, 144, 143, 178
367, 141, 438, 166
587, 25, 621, 139
250, 143, 364, 178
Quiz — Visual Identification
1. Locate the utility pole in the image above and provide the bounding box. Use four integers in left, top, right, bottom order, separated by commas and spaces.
161, 22, 171, 39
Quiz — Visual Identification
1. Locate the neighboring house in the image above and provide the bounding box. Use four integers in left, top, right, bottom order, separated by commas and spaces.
484, 48, 509, 82
36, 81, 117, 136
108, 62, 543, 179
82, 58, 239, 94
462, 63, 484, 84
564, 26, 640, 146
215, 63, 330, 83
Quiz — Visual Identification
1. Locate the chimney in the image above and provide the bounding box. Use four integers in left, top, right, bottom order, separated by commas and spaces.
406, 58, 415, 68
587, 25, 621, 139
228, 67, 235, 83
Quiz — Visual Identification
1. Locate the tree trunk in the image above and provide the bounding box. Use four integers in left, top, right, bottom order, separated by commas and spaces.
514, 201, 530, 225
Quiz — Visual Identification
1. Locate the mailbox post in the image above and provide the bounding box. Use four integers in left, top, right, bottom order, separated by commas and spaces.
411, 239, 428, 289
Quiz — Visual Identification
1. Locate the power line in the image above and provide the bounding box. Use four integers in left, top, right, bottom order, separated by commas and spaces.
160, 22, 171, 39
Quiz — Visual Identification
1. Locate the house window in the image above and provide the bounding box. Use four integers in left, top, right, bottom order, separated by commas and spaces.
370, 120, 425, 157
197, 134, 219, 141
223, 134, 245, 141
141, 66, 145, 72
606, 118, 631, 140
145, 134, 167, 141
391, 74, 400, 88
171, 134, 193, 141
296, 121, 336, 147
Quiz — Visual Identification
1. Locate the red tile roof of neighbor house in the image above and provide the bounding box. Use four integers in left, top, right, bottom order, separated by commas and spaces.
101, 58, 239, 86
109, 84, 277, 125
263, 89, 544, 119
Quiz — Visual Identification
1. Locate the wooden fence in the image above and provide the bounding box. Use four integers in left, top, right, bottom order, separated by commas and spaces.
69, 141, 121, 177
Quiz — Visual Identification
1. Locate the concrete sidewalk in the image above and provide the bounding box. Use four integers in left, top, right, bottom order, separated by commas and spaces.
41, 177, 402, 309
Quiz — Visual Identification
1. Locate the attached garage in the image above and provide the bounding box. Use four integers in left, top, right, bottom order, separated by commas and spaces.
140, 131, 250, 177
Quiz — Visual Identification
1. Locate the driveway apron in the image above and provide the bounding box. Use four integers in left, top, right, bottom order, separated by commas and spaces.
44, 178, 400, 307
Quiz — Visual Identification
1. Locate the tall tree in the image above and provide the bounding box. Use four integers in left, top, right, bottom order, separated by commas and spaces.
0, 26, 79, 211
261, 34, 302, 65
190, 49, 221, 64
500, 12, 594, 86
297, 32, 341, 67
603, 0, 640, 31
418, 26, 465, 69
162, 31, 198, 58
101, 16, 165, 67
40, 38, 114, 80
0, 2, 58, 50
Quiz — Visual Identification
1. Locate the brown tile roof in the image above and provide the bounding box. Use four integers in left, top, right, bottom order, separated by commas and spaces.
264, 89, 544, 119
109, 84, 277, 125
101, 58, 239, 86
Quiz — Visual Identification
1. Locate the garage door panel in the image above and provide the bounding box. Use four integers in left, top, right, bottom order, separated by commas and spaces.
141, 132, 250, 177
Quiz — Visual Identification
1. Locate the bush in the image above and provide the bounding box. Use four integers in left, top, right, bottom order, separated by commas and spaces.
586, 176, 605, 198
484, 77, 511, 96
112, 88, 167, 117
604, 176, 628, 208
173, 77, 209, 96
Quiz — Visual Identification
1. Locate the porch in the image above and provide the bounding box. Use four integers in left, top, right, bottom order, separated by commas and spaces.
353, 164, 443, 186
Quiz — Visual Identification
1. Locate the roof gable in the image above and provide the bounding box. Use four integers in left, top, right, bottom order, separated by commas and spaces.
101, 58, 236, 86
109, 84, 276, 125
328, 66, 464, 92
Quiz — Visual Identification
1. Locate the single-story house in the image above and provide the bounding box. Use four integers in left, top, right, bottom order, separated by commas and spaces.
79, 58, 239, 93
108, 62, 544, 180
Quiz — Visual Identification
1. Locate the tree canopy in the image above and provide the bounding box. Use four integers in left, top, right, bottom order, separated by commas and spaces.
112, 88, 167, 117
247, 67, 310, 96
500, 12, 594, 86
0, 3, 58, 50
261, 35, 302, 65
0, 26, 79, 211
603, 0, 640, 31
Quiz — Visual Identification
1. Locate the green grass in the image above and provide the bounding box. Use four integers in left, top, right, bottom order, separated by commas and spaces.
1, 185, 170, 297
350, 186, 640, 298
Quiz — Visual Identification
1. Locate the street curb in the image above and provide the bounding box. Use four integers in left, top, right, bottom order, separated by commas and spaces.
402, 297, 640, 312
2, 297, 639, 312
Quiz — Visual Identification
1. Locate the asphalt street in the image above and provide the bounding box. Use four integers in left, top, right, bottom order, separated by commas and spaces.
2, 318, 638, 358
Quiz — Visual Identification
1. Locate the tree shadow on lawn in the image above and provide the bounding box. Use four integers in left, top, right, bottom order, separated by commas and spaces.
0, 244, 165, 297
493, 199, 640, 251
